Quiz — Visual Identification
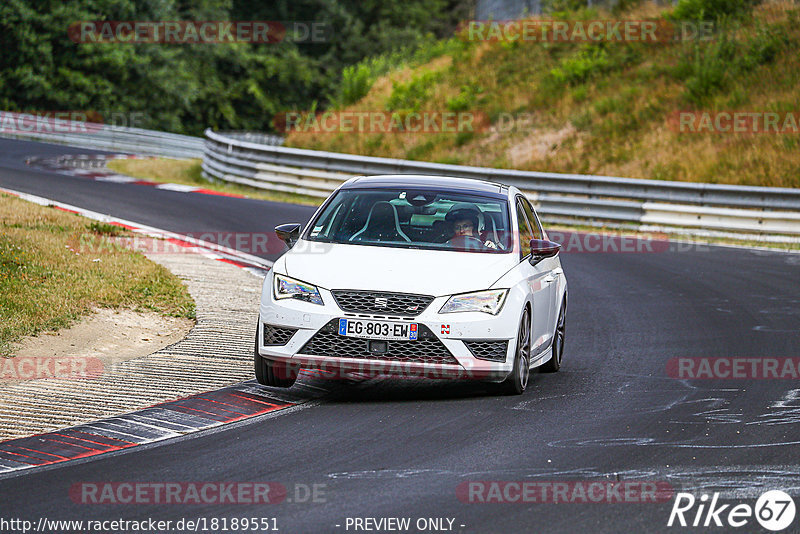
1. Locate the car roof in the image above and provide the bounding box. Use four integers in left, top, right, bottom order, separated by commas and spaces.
342, 174, 508, 197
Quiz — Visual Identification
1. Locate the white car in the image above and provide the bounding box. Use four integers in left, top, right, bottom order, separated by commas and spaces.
256, 175, 567, 394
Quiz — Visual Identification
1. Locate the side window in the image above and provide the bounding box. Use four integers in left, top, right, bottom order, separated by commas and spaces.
520, 196, 543, 241
516, 201, 534, 260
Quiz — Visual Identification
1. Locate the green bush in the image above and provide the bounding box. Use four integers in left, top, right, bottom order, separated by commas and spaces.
682, 37, 735, 104
411, 37, 471, 65
405, 140, 436, 160
331, 38, 468, 109
337, 64, 374, 107
678, 21, 787, 105
88, 222, 125, 237
740, 24, 787, 68
542, 0, 597, 16
569, 110, 594, 131
571, 85, 588, 103
386, 71, 440, 111
455, 131, 475, 146
611, 0, 644, 15
446, 85, 483, 112
549, 46, 611, 86
671, 0, 759, 21
593, 96, 620, 115
332, 53, 407, 108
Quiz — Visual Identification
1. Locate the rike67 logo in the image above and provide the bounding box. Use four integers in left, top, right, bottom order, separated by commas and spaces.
668, 490, 796, 531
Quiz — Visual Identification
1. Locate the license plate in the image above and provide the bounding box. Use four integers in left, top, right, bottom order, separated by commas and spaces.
338, 319, 418, 341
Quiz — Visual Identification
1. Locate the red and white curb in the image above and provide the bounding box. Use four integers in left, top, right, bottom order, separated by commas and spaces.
0, 377, 341, 476
0, 186, 272, 278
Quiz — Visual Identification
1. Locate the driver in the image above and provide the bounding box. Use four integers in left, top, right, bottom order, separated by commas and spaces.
445, 205, 497, 249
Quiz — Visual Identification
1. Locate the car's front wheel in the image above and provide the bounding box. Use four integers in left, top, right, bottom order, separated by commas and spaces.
254, 329, 298, 388
501, 307, 531, 395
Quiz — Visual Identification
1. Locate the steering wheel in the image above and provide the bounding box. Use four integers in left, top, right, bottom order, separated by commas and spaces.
448, 235, 487, 249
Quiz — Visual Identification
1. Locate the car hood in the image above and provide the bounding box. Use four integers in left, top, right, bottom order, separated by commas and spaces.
281, 241, 515, 296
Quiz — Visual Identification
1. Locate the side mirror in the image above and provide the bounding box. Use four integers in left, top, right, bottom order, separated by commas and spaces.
275, 223, 302, 248
529, 239, 561, 265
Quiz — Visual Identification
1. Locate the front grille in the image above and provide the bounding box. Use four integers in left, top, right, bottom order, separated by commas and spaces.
464, 340, 509, 362
263, 324, 298, 346
300, 320, 458, 365
331, 290, 434, 317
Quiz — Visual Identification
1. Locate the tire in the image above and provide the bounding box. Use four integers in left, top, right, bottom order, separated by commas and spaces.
540, 297, 566, 373
254, 329, 298, 388
501, 307, 531, 395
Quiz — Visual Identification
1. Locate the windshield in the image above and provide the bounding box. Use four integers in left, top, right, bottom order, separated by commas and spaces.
304, 188, 512, 253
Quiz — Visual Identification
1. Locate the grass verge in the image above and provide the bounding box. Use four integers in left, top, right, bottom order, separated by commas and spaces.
0, 193, 196, 357
106, 158, 323, 206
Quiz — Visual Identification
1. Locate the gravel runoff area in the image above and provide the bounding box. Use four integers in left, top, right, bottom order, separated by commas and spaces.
0, 251, 263, 441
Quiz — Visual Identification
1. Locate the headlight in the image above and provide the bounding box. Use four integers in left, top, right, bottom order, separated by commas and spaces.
273, 274, 324, 305
439, 289, 508, 315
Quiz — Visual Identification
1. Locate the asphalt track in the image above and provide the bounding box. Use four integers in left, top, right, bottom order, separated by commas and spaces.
1, 137, 800, 533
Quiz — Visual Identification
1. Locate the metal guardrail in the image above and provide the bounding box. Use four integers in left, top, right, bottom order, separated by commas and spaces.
0, 111, 205, 159
218, 131, 285, 147
203, 129, 800, 237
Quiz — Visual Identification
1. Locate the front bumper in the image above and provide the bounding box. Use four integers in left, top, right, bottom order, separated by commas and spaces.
257, 280, 523, 382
